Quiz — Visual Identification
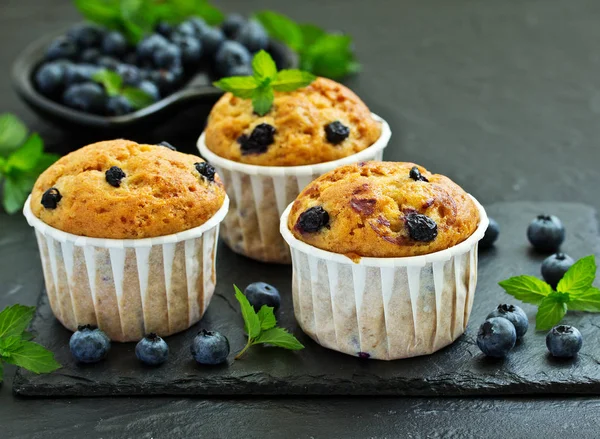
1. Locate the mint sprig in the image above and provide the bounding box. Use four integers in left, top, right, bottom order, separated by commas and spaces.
92, 69, 154, 110
0, 304, 61, 382
499, 255, 600, 330
213, 50, 315, 116
0, 114, 59, 214
233, 285, 304, 359
255, 10, 360, 79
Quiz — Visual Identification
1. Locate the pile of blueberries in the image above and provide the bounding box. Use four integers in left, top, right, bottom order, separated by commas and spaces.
34, 14, 269, 116
69, 282, 281, 366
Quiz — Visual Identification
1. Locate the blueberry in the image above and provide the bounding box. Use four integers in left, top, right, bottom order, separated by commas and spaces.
156, 21, 173, 38
64, 63, 100, 85
527, 214, 565, 252
477, 317, 517, 358
486, 304, 528, 339
244, 282, 281, 312
69, 325, 111, 363
191, 329, 230, 365
171, 35, 202, 65
195, 162, 216, 182
237, 123, 276, 154
221, 13, 247, 38
148, 68, 182, 94
324, 121, 350, 145
297, 206, 330, 233
135, 333, 169, 366
105, 166, 126, 187
541, 253, 575, 288
79, 47, 101, 63
41, 187, 62, 209
409, 166, 429, 182
35, 62, 68, 96
227, 64, 253, 76
480, 217, 500, 250
138, 80, 160, 101
546, 325, 582, 358
62, 82, 106, 114
67, 23, 104, 49
200, 27, 225, 55
405, 213, 438, 242
102, 31, 128, 57
158, 141, 176, 151
116, 63, 142, 86
188, 17, 209, 36
97, 56, 120, 70
235, 20, 269, 53
45, 36, 78, 61
106, 95, 133, 116
122, 51, 138, 66
174, 21, 197, 38
215, 41, 251, 77
137, 33, 170, 62
152, 43, 182, 69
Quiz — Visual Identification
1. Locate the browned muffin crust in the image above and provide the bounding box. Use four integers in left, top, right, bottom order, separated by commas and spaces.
31, 139, 226, 239
287, 161, 480, 258
204, 77, 382, 166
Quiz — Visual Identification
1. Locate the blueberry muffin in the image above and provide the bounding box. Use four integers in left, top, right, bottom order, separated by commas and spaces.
204, 77, 382, 166
31, 139, 226, 238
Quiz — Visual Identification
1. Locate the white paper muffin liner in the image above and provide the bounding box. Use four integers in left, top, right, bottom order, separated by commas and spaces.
197, 113, 391, 264
280, 195, 488, 360
23, 195, 229, 342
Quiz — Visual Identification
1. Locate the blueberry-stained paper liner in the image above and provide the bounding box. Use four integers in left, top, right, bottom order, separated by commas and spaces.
197, 113, 392, 264
280, 196, 488, 360
23, 195, 229, 342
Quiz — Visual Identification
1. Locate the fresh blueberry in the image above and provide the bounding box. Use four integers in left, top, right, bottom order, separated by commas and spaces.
116, 63, 142, 86
244, 282, 281, 312
62, 82, 106, 114
135, 333, 169, 366
122, 51, 138, 66
97, 55, 120, 70
527, 214, 565, 252
69, 325, 111, 363
174, 21, 197, 38
153, 43, 182, 69
486, 304, 528, 339
67, 23, 104, 49
226, 64, 253, 76
188, 17, 209, 36
324, 121, 350, 145
45, 36, 78, 61
102, 31, 128, 57
480, 217, 500, 250
138, 80, 160, 101
79, 47, 101, 63
477, 317, 517, 358
191, 329, 230, 365
235, 20, 269, 53
137, 33, 170, 62
148, 68, 182, 94
158, 141, 176, 151
106, 95, 133, 116
221, 13, 247, 38
41, 187, 62, 209
215, 41, 251, 77
297, 206, 330, 233
541, 253, 575, 288
156, 21, 173, 38
195, 162, 216, 182
64, 63, 100, 85
546, 325, 582, 358
405, 213, 438, 242
200, 27, 225, 55
409, 166, 429, 182
171, 35, 202, 65
35, 62, 68, 96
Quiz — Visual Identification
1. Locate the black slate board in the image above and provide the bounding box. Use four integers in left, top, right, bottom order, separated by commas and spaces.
13, 202, 600, 397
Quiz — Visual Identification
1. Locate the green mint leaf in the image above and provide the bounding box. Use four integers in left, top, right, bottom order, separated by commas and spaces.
33, 153, 59, 175
536, 296, 567, 330
0, 113, 28, 157
0, 304, 35, 338
498, 275, 553, 305
2, 176, 29, 214
567, 287, 600, 312
6, 134, 43, 172
271, 70, 316, 92
252, 50, 278, 83
557, 255, 596, 295
252, 85, 274, 116
92, 69, 122, 97
193, 3, 224, 25
0, 336, 25, 357
254, 11, 303, 52
299, 24, 326, 47
20, 331, 35, 341
234, 285, 261, 339
121, 87, 154, 110
3, 340, 61, 374
257, 306, 277, 331
213, 76, 258, 98
254, 327, 304, 350
120, 0, 155, 43
301, 34, 360, 79
74, 0, 122, 29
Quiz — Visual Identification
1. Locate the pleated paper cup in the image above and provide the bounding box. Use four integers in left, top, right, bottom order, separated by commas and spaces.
23, 195, 229, 342
197, 114, 392, 264
280, 196, 488, 360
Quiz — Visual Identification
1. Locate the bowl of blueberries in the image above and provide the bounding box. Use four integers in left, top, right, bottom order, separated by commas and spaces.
12, 14, 296, 135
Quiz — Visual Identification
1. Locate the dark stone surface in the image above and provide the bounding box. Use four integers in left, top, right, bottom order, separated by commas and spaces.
13, 202, 600, 397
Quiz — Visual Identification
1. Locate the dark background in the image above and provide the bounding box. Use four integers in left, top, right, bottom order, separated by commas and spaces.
2, 0, 600, 437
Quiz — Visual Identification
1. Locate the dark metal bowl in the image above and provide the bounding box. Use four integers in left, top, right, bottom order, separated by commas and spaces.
12, 28, 297, 137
